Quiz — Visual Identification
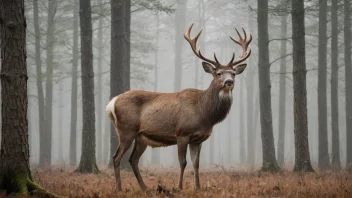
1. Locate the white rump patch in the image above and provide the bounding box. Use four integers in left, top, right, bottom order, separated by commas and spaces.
219, 90, 233, 101
106, 96, 118, 122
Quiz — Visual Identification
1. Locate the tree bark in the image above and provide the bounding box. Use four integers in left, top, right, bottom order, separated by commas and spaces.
239, 78, 245, 163
76, 0, 99, 174
124, 0, 131, 91
277, 11, 288, 168
109, 0, 128, 169
257, 0, 280, 172
330, 0, 341, 170
57, 81, 63, 163
173, 0, 187, 92
291, 0, 314, 172
33, 0, 46, 167
122, 0, 132, 168
0, 1, 59, 196
317, 0, 330, 170
96, 0, 104, 165
41, 0, 57, 167
246, 8, 255, 166
344, 0, 352, 170
70, 0, 79, 166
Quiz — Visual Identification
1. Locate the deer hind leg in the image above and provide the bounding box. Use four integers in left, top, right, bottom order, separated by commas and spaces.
177, 136, 190, 190
128, 134, 148, 190
190, 143, 202, 191
112, 131, 135, 191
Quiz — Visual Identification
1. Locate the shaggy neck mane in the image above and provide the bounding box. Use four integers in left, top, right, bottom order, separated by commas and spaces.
200, 80, 233, 126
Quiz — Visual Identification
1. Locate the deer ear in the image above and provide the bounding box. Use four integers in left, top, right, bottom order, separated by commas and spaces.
233, 64, 247, 75
202, 62, 216, 74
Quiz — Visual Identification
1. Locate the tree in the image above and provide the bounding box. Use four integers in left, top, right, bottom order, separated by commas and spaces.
70, 0, 79, 166
41, 0, 58, 166
96, 0, 104, 165
277, 8, 288, 168
239, 78, 246, 163
76, 0, 99, 173
173, 0, 187, 92
330, 0, 341, 170
110, 0, 127, 168
257, 0, 280, 172
291, 0, 314, 172
33, 0, 46, 167
317, 0, 330, 170
57, 80, 64, 163
246, 7, 256, 166
124, 0, 131, 91
344, 0, 352, 170
0, 0, 59, 196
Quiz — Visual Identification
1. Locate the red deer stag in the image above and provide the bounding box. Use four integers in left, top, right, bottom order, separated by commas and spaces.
106, 23, 252, 191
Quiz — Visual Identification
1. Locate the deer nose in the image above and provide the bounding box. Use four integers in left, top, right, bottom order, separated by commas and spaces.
225, 79, 233, 86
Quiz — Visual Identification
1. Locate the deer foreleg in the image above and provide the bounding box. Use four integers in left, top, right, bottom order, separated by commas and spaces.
177, 136, 189, 190
190, 143, 202, 191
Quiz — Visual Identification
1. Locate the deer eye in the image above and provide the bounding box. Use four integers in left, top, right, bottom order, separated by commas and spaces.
216, 72, 221, 76
232, 72, 236, 76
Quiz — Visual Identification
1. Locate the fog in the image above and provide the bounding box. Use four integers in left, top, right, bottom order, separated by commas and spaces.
11, 0, 349, 170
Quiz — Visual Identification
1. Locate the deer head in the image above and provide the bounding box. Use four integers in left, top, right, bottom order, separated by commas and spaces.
184, 23, 252, 94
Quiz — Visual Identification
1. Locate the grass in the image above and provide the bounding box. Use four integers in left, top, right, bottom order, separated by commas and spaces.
1, 166, 351, 197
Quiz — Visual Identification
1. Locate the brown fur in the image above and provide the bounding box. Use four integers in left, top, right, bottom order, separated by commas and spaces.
107, 24, 252, 192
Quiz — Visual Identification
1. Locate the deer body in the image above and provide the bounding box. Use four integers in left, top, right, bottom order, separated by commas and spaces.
107, 23, 252, 191
108, 79, 233, 148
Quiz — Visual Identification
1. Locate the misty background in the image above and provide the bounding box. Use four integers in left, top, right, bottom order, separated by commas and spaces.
1, 0, 349, 170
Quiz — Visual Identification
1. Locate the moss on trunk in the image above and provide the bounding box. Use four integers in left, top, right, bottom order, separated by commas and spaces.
0, 171, 62, 197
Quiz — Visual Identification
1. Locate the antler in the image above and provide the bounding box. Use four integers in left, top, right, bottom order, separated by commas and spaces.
229, 27, 252, 67
184, 23, 221, 68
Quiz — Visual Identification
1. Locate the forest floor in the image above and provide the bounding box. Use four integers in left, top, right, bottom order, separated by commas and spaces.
1, 166, 352, 197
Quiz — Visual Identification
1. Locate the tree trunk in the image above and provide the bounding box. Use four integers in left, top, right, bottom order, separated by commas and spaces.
174, 0, 187, 92
124, 0, 131, 91
41, 0, 57, 167
239, 78, 245, 163
0, 1, 58, 196
96, 0, 104, 165
252, 89, 260, 165
246, 8, 255, 166
291, 0, 314, 172
121, 0, 132, 168
257, 0, 280, 172
57, 81, 63, 163
330, 0, 341, 170
70, 0, 79, 166
33, 0, 46, 167
109, 0, 127, 169
344, 0, 352, 170
317, 0, 330, 170
76, 0, 99, 174
277, 11, 288, 168
103, 114, 110, 164
152, 12, 160, 165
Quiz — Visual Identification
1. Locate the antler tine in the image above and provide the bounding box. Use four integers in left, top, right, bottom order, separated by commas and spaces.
184, 23, 219, 67
235, 28, 243, 41
229, 26, 253, 67
214, 52, 220, 64
242, 27, 247, 40
227, 49, 235, 65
